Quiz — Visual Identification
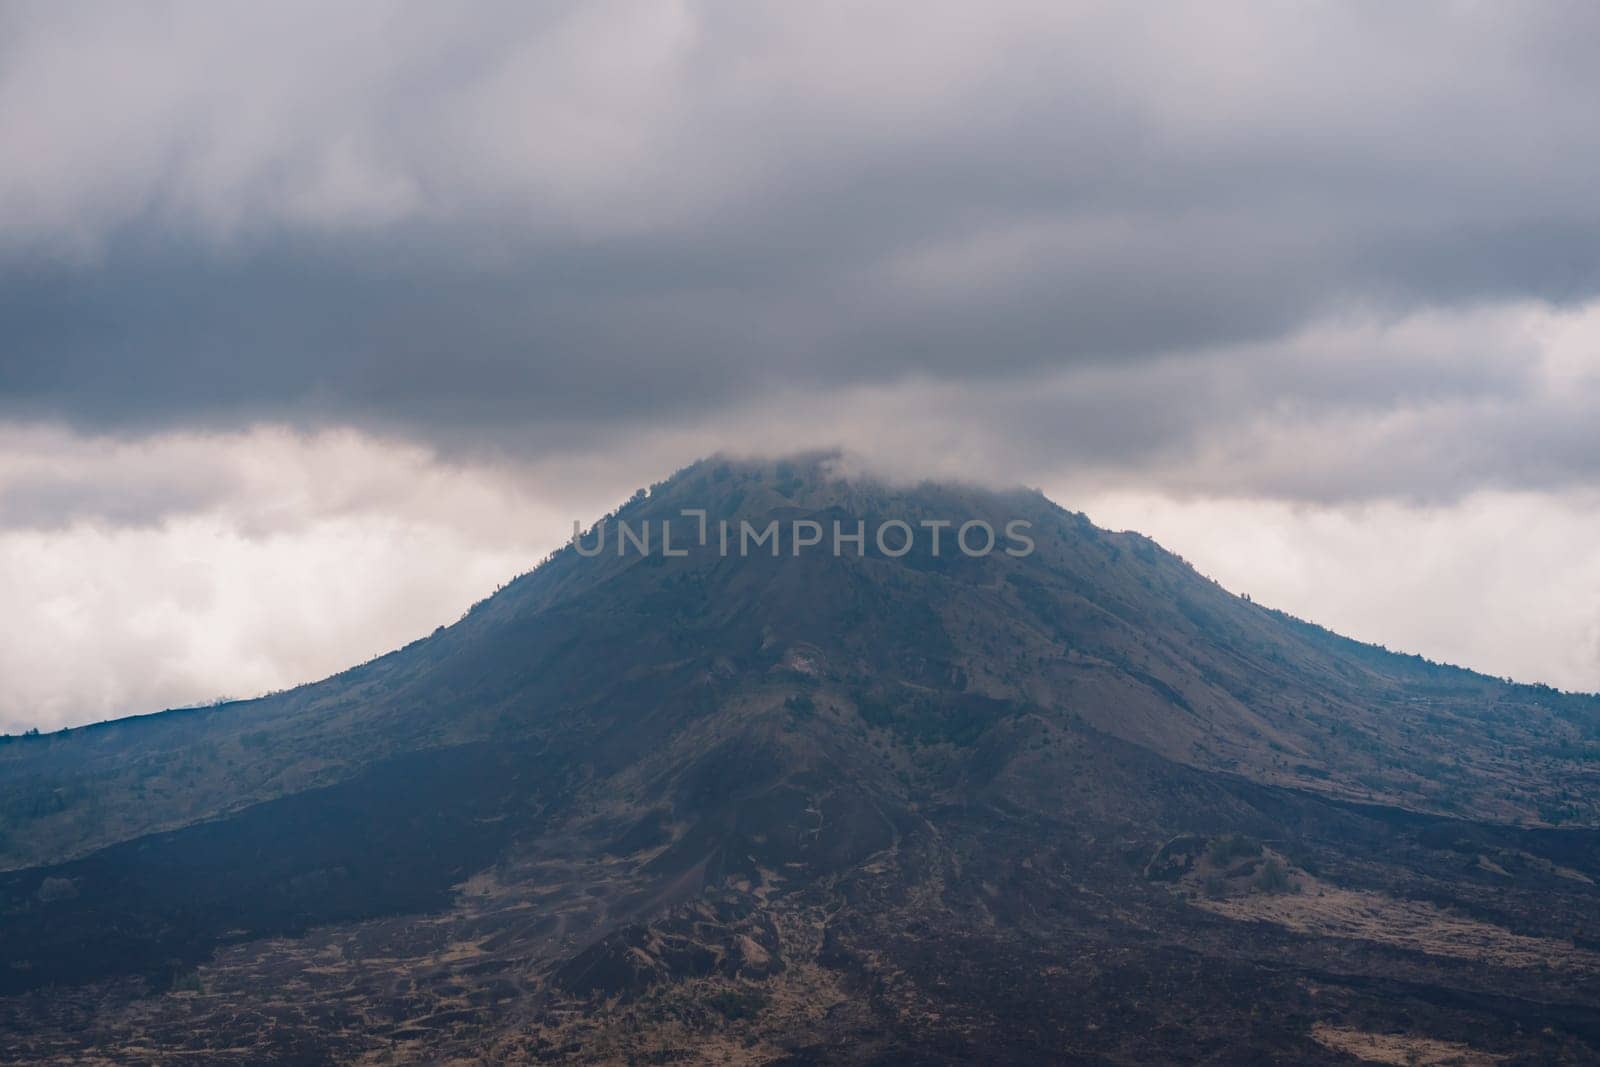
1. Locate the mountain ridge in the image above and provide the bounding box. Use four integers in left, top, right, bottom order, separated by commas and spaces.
4, 453, 1600, 1062
3, 453, 1597, 874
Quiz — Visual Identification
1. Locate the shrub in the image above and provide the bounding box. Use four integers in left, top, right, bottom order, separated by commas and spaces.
708, 987, 769, 1020
35, 876, 78, 903
1253, 859, 1296, 895
1206, 833, 1262, 866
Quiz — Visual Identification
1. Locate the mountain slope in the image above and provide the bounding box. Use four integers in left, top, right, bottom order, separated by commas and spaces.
3, 454, 1599, 1063
6, 454, 1595, 869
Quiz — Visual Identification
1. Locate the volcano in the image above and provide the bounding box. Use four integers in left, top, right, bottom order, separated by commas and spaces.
4, 455, 1600, 1063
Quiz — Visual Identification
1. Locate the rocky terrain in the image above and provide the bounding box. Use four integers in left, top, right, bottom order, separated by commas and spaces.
3, 454, 1599, 1063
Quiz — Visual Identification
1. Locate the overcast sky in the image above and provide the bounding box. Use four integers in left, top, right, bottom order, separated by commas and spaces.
3, 1, 1600, 732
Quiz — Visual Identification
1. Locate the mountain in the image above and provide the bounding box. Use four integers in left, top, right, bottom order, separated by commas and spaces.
3, 454, 1600, 1064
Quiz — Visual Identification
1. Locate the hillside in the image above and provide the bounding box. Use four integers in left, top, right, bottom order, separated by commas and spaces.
3, 454, 1599, 1063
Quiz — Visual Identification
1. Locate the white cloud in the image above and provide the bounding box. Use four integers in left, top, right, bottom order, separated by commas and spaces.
0, 425, 636, 733
0, 513, 531, 731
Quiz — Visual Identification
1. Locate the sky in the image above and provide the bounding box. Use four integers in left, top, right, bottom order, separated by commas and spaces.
3, 1, 1600, 732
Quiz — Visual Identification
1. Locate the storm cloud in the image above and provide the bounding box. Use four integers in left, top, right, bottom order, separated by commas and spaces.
3, 0, 1599, 496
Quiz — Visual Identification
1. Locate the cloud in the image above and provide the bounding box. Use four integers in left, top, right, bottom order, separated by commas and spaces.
5, 296, 1594, 530
0, 510, 541, 733
0, 422, 652, 535
0, 424, 644, 733
2, 1, 1599, 505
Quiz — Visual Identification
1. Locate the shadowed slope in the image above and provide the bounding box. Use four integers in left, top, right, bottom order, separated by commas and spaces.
3, 455, 1599, 1062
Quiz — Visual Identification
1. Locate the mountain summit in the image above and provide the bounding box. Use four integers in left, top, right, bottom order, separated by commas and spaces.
4, 455, 1600, 1063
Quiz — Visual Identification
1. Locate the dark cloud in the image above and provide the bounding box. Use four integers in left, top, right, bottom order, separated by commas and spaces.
3, 1, 1600, 498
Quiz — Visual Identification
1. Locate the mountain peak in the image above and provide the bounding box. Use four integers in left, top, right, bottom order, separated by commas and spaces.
5, 458, 1600, 1060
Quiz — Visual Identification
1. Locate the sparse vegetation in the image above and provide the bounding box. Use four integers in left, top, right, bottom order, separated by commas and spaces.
1206, 833, 1263, 866
1251, 858, 1297, 895
707, 986, 769, 1020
